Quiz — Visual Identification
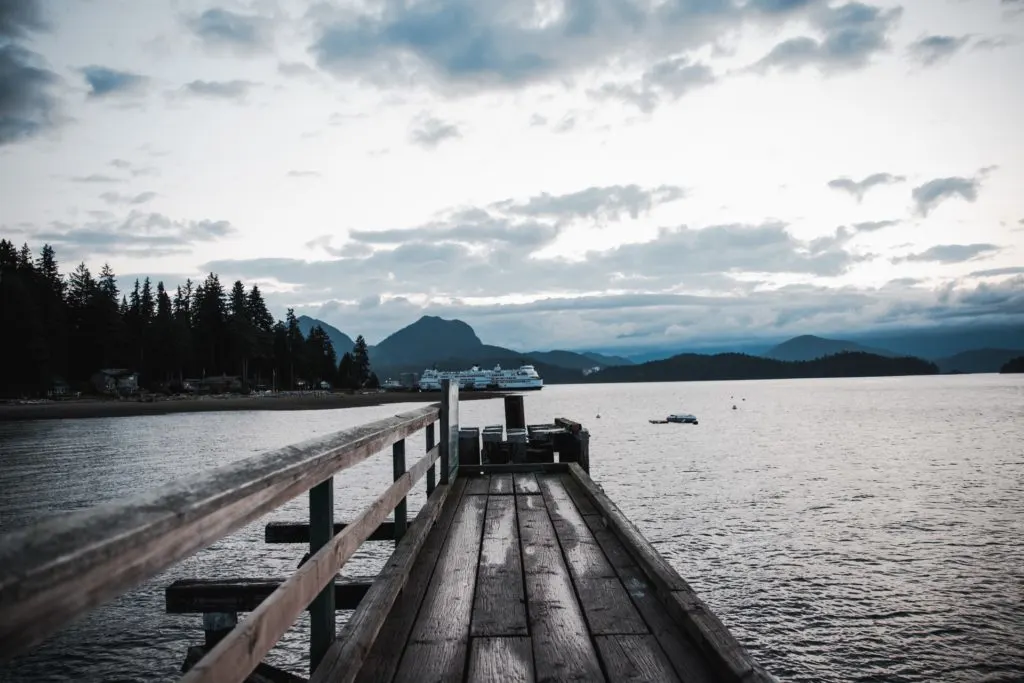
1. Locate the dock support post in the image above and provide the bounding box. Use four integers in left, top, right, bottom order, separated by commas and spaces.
393, 438, 407, 542
308, 477, 335, 674
202, 612, 237, 648
426, 422, 436, 495
504, 395, 526, 430
439, 379, 459, 485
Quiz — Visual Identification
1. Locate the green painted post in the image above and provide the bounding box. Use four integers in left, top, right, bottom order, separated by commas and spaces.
393, 438, 407, 542
426, 423, 436, 495
308, 477, 334, 674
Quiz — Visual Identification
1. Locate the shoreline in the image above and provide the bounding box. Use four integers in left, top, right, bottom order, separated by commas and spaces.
0, 391, 507, 422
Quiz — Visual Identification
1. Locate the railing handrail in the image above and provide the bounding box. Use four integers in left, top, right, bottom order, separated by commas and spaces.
0, 403, 441, 659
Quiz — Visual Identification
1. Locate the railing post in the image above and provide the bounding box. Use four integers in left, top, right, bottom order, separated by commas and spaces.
203, 611, 237, 648
393, 439, 407, 542
426, 422, 436, 495
439, 379, 460, 484
309, 477, 334, 674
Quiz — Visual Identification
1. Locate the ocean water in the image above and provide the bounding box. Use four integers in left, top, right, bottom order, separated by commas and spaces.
1, 375, 1022, 682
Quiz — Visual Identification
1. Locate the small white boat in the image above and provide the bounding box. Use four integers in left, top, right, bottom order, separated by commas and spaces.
650, 413, 699, 425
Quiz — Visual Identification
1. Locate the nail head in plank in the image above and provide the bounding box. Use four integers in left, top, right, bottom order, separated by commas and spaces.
468, 637, 535, 683
471, 496, 527, 637
349, 479, 469, 683
595, 634, 681, 683
513, 473, 541, 494
574, 578, 648, 636
515, 494, 606, 683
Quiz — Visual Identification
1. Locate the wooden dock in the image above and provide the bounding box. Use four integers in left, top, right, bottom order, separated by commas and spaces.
0, 383, 775, 682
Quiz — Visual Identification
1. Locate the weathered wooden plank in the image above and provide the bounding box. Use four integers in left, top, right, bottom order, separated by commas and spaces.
0, 404, 439, 658
457, 463, 570, 475
350, 479, 468, 683
574, 578, 648, 636
556, 473, 599, 517
566, 465, 689, 592
567, 464, 772, 683
471, 496, 527, 637
166, 577, 375, 613
464, 475, 491, 495
513, 473, 540, 494
516, 493, 605, 683
468, 637, 535, 683
583, 523, 716, 683
538, 475, 616, 581
392, 493, 487, 683
594, 635, 680, 683
264, 521, 395, 544
669, 590, 776, 683
393, 641, 464, 683
309, 479, 458, 683
181, 444, 441, 683
488, 473, 514, 495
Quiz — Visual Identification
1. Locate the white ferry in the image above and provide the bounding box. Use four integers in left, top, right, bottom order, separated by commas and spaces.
417, 364, 543, 391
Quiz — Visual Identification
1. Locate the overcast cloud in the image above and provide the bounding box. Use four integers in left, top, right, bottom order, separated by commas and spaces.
1, 0, 1022, 352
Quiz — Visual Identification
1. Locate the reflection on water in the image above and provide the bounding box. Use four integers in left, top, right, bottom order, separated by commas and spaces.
1, 375, 1022, 682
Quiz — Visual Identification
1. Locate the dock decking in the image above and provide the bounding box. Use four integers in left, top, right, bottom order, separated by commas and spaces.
344, 471, 717, 683
0, 386, 774, 683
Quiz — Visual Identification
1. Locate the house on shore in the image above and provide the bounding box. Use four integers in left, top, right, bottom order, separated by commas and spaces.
91, 369, 139, 396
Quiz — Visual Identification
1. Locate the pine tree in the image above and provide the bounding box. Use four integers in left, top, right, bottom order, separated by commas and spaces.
352, 335, 371, 388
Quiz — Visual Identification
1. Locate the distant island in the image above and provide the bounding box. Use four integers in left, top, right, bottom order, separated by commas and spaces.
1000, 357, 1024, 373
577, 351, 938, 383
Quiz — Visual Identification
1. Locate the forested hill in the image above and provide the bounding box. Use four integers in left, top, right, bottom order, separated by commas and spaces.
585, 351, 939, 383
0, 239, 376, 397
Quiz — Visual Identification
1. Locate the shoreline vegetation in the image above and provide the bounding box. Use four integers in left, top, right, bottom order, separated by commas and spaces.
0, 390, 506, 422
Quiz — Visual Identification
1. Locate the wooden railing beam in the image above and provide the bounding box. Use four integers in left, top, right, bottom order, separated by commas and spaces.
0, 404, 439, 659
180, 443, 442, 683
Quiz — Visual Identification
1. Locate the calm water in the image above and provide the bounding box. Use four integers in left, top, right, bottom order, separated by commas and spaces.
1, 376, 1023, 682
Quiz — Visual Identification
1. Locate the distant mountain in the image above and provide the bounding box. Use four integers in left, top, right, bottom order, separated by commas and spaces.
581, 352, 634, 367
848, 324, 1024, 359
528, 350, 614, 370
297, 316, 354, 356
585, 351, 938, 383
936, 348, 1024, 374
765, 335, 897, 362
371, 316, 483, 368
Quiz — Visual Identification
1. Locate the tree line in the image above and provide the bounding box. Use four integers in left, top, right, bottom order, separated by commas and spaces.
0, 239, 378, 398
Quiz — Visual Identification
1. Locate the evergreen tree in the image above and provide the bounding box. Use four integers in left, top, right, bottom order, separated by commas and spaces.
352, 335, 371, 388
338, 352, 356, 391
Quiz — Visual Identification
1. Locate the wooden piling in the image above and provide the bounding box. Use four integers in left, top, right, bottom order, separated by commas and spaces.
459, 427, 481, 466
504, 395, 526, 430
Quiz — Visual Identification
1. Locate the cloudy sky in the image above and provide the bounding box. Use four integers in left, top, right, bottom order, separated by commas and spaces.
2, 0, 1022, 352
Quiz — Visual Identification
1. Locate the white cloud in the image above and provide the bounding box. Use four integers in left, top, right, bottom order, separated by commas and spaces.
0, 0, 1022, 350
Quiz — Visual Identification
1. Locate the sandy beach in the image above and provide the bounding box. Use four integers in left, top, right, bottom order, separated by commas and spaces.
0, 390, 507, 422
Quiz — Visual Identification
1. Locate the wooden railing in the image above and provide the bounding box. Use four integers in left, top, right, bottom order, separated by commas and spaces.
0, 381, 461, 681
